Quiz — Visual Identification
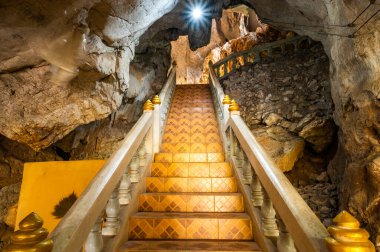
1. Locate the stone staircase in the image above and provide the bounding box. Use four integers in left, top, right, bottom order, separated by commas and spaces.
120, 85, 259, 251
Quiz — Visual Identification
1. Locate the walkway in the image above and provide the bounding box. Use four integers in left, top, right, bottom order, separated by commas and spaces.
120, 85, 260, 251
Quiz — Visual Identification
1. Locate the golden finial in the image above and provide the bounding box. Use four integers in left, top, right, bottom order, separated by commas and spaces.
222, 95, 232, 105
4, 212, 53, 252
229, 99, 240, 112
152, 95, 161, 105
325, 211, 375, 252
143, 100, 154, 111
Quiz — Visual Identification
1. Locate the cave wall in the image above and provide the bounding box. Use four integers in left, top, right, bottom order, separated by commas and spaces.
0, 0, 379, 246
0, 0, 178, 151
248, 0, 380, 243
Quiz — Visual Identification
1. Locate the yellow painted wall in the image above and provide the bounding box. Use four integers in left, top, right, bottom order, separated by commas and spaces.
16, 160, 106, 232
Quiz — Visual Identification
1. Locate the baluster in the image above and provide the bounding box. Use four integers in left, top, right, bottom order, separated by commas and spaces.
118, 168, 132, 205
229, 127, 236, 158
251, 171, 264, 207
277, 217, 296, 252
242, 153, 253, 185
139, 141, 147, 167
236, 142, 244, 171
84, 216, 103, 252
261, 190, 279, 237
130, 155, 140, 183
102, 188, 120, 236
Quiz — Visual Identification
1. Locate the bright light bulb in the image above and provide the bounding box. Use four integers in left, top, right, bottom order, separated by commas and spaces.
192, 6, 202, 20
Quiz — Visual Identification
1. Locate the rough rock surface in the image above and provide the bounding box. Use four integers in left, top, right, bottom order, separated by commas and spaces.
0, 0, 379, 245
223, 43, 335, 151
221, 43, 338, 225
253, 126, 305, 172
0, 0, 180, 151
249, 0, 380, 243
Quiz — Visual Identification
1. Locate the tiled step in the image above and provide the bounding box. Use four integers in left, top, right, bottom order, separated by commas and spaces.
169, 107, 215, 114
138, 193, 244, 213
151, 162, 232, 178
163, 133, 221, 144
160, 142, 223, 153
119, 240, 261, 251
146, 177, 237, 193
128, 212, 253, 240
164, 125, 218, 134
154, 153, 225, 163
168, 112, 216, 119
166, 118, 218, 128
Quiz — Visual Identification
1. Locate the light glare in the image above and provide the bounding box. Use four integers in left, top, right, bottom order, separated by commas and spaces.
192, 6, 202, 20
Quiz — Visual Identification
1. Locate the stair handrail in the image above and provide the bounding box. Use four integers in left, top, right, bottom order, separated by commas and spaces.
211, 35, 311, 80
209, 64, 330, 252
49, 65, 177, 252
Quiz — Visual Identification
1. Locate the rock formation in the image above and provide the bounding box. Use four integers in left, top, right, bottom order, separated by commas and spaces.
222, 42, 338, 224
0, 0, 379, 246
247, 0, 380, 243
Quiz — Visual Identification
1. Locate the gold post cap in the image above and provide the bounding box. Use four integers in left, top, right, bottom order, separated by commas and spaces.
4, 212, 53, 252
325, 210, 376, 252
19, 212, 43, 231
229, 99, 240, 111
143, 100, 154, 111
152, 95, 161, 105
332, 210, 360, 229
222, 95, 232, 105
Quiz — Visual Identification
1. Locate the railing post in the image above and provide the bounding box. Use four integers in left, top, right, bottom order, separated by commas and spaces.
222, 95, 232, 125
138, 138, 147, 167
129, 155, 140, 183
242, 155, 253, 185
84, 216, 104, 252
251, 171, 264, 207
152, 95, 161, 153
118, 168, 132, 205
229, 99, 240, 161
102, 188, 120, 236
277, 217, 296, 252
143, 99, 154, 155
236, 142, 244, 173
262, 190, 279, 237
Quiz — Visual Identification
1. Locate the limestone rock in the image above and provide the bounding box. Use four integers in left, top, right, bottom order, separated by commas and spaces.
299, 117, 336, 153
264, 113, 283, 126
253, 126, 305, 172
0, 183, 20, 224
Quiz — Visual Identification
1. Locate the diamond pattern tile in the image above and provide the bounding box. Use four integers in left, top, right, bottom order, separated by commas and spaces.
129, 85, 254, 246
187, 218, 218, 239
154, 219, 187, 239
129, 213, 252, 241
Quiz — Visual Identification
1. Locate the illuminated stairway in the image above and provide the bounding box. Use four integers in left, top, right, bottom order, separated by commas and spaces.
120, 85, 260, 251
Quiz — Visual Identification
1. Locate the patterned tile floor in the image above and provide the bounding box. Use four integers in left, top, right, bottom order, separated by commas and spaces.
123, 85, 258, 251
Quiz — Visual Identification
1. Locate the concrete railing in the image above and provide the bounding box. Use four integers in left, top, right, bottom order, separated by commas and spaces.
48, 67, 176, 252
211, 36, 311, 80
209, 64, 330, 252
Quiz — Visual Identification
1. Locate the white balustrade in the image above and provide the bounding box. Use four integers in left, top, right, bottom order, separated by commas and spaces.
262, 190, 279, 237
138, 141, 147, 167
277, 217, 296, 252
118, 169, 132, 205
251, 172, 264, 207
129, 156, 140, 183
84, 216, 103, 252
102, 189, 120, 236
